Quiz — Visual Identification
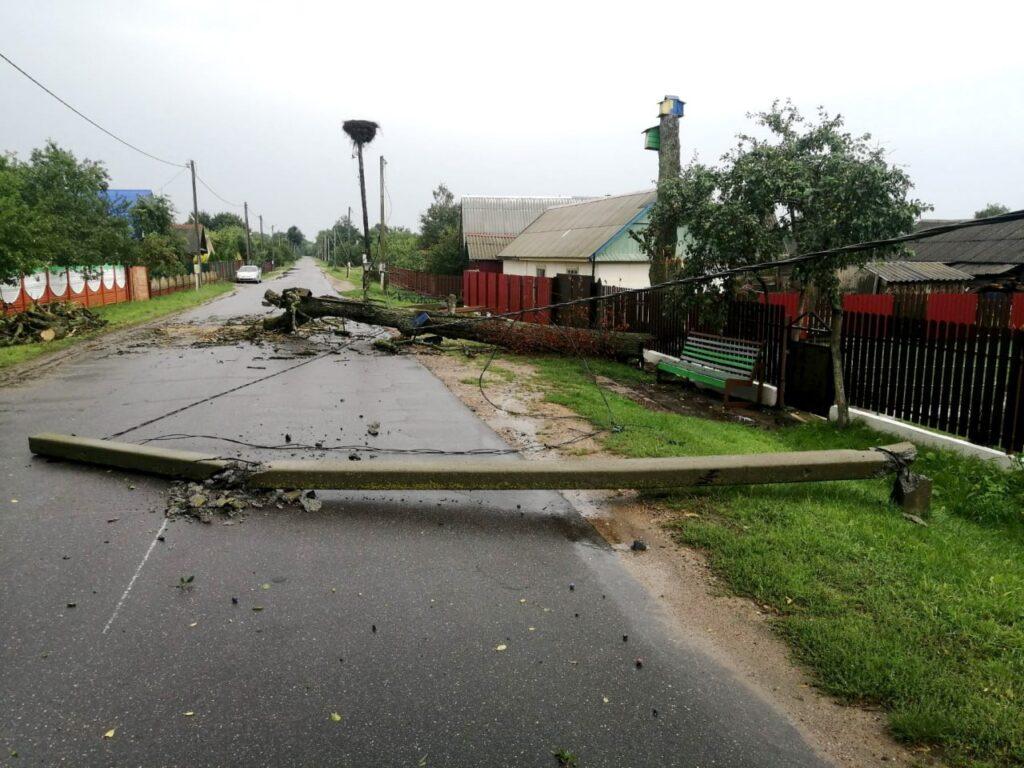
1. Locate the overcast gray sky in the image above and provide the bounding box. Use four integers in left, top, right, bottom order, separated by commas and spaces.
3, 1, 1022, 238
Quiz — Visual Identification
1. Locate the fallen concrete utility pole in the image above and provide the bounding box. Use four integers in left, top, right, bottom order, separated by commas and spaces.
262, 288, 651, 359
28, 433, 930, 510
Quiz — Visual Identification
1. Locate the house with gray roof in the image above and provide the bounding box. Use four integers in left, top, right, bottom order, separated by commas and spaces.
498, 190, 686, 289
461, 196, 592, 270
904, 218, 1024, 286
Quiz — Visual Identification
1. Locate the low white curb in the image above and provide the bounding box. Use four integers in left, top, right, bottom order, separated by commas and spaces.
829, 406, 1017, 469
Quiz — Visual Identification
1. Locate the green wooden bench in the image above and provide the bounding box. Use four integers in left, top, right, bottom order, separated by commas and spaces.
655, 332, 764, 406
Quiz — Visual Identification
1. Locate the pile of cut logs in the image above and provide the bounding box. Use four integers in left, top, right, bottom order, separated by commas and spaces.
0, 303, 107, 346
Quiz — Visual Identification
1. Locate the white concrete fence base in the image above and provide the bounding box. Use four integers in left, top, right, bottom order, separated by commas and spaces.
829, 406, 1016, 469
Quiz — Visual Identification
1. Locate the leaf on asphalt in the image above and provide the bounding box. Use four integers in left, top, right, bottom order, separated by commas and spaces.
330, 712, 342, 722
602, 696, 609, 704
494, 644, 507, 652
103, 728, 116, 739
252, 606, 264, 612
183, 711, 194, 717
189, 622, 198, 628
261, 583, 271, 590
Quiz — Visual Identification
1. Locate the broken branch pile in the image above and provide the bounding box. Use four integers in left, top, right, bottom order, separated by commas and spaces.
262, 288, 651, 359
0, 302, 107, 346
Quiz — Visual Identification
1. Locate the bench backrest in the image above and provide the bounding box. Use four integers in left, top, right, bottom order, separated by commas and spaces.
679, 332, 763, 379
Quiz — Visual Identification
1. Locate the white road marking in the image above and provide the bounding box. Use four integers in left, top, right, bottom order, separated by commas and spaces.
102, 518, 168, 634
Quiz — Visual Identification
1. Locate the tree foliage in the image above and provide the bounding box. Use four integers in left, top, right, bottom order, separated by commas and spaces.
208, 211, 245, 231
0, 142, 137, 282
0, 153, 42, 282
648, 102, 928, 424
188, 210, 213, 227
131, 194, 176, 238
418, 184, 464, 275
974, 203, 1010, 219
210, 225, 248, 262
286, 225, 305, 247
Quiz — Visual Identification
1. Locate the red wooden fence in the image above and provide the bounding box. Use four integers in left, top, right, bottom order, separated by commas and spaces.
462, 270, 554, 324
751, 290, 1023, 329
388, 267, 463, 300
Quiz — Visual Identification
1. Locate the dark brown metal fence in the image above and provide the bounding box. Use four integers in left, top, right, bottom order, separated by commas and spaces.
593, 282, 1023, 452
389, 268, 463, 300
841, 308, 1024, 453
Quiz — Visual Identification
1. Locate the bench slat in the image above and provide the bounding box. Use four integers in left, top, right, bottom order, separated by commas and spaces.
657, 361, 730, 390
680, 346, 756, 373
687, 334, 762, 354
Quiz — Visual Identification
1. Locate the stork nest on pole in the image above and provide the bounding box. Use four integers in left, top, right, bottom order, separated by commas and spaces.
342, 120, 379, 145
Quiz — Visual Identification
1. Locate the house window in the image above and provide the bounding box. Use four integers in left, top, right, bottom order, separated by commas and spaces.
536, 267, 546, 277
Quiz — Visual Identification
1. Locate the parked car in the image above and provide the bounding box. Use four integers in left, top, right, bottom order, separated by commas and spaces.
235, 265, 262, 283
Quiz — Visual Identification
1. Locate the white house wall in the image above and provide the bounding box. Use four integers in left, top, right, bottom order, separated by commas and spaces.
502, 261, 651, 289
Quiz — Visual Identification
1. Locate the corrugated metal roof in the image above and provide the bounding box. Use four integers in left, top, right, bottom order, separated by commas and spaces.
952, 262, 1019, 276
461, 196, 592, 260
905, 218, 1024, 265
498, 191, 656, 262
464, 233, 516, 260
865, 260, 972, 283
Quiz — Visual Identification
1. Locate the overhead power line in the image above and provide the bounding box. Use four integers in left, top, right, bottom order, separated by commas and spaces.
195, 172, 243, 208
0, 50, 186, 168
421, 208, 1024, 333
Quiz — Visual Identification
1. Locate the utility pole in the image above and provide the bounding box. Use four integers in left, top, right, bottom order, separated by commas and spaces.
188, 160, 202, 290
258, 214, 265, 261
243, 202, 253, 264
346, 206, 352, 277
378, 155, 387, 267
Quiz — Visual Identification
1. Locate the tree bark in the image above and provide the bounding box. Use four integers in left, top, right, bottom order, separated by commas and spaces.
830, 299, 849, 428
262, 288, 651, 359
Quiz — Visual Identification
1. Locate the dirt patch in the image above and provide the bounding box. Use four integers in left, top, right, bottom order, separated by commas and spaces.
596, 374, 804, 431
322, 270, 356, 294
415, 346, 924, 768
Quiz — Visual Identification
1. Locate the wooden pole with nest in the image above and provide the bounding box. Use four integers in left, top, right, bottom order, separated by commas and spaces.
342, 119, 379, 299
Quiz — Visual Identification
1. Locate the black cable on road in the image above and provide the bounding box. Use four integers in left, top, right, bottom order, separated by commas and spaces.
105, 341, 357, 440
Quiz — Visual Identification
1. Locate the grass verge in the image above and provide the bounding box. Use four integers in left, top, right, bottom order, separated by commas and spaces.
320, 263, 434, 308
514, 352, 1024, 767
0, 282, 234, 371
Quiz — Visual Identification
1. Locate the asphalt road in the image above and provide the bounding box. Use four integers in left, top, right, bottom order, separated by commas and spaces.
0, 258, 830, 767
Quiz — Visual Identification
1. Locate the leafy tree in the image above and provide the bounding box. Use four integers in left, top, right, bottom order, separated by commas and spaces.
286, 225, 305, 247
134, 232, 188, 277
131, 194, 176, 238
19, 143, 135, 272
210, 225, 248, 262
373, 225, 422, 270
418, 184, 464, 275
0, 153, 43, 282
974, 203, 1010, 219
648, 102, 927, 426
188, 210, 213, 227
208, 211, 245, 230
18, 141, 134, 270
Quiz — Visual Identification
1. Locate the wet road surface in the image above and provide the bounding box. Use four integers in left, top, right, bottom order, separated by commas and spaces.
0, 258, 830, 766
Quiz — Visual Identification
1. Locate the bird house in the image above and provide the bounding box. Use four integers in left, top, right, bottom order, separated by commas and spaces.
642, 125, 661, 151
659, 96, 685, 117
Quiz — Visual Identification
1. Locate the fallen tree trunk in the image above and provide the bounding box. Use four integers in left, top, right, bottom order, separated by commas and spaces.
262, 288, 651, 359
